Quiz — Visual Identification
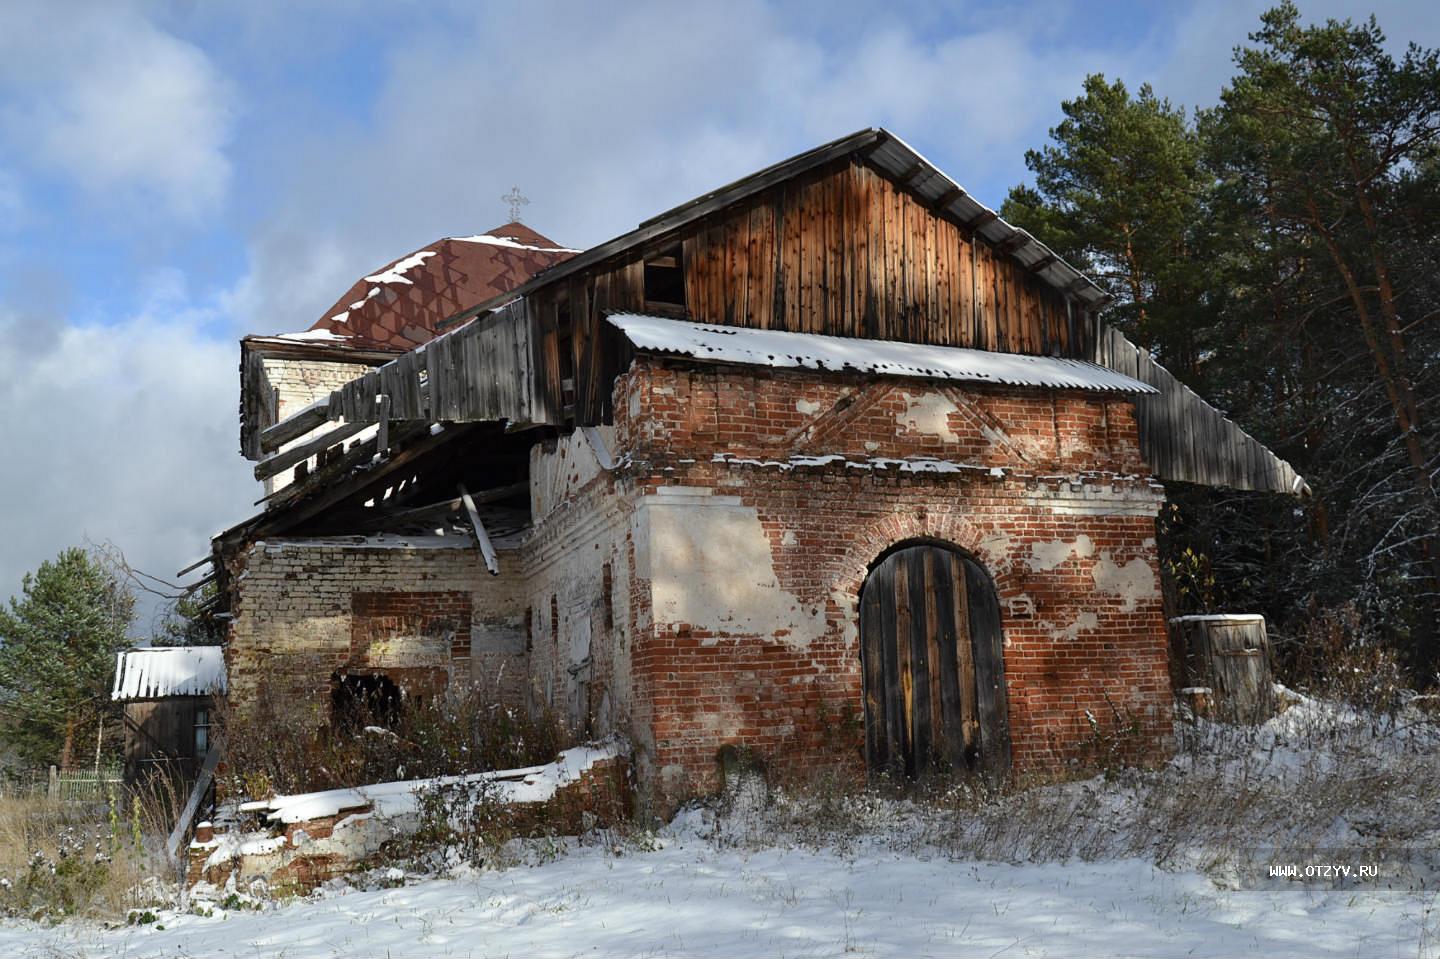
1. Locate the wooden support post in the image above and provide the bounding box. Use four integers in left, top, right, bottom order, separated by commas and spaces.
375, 394, 391, 458
458, 483, 499, 575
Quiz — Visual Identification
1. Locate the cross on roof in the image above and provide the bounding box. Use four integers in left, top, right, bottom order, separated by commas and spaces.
501, 186, 529, 223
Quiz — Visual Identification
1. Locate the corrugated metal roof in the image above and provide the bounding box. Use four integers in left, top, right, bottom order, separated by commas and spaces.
608, 313, 1156, 394
112, 647, 227, 701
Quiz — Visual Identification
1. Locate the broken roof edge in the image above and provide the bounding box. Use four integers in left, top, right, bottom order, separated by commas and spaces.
241, 334, 403, 364
433, 126, 1112, 335
608, 312, 1157, 395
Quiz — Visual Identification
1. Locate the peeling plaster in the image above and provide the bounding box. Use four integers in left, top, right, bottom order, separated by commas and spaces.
899, 392, 959, 442
639, 488, 826, 647
795, 398, 821, 415
976, 529, 1012, 565
1026, 534, 1094, 572
1051, 611, 1100, 642
1091, 553, 1159, 612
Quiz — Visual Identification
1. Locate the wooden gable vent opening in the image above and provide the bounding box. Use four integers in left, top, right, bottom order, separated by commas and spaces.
643, 245, 686, 312
860, 542, 1011, 780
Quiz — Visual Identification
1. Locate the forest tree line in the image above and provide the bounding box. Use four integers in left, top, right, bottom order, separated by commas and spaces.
1003, 2, 1440, 684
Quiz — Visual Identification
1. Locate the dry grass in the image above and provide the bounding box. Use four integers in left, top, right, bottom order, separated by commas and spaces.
708, 691, 1440, 885
0, 785, 172, 922
222, 681, 573, 800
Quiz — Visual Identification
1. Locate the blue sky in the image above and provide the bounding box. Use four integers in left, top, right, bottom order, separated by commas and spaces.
0, 0, 1434, 630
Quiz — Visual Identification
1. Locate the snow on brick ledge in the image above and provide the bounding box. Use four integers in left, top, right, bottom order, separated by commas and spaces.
190, 740, 629, 892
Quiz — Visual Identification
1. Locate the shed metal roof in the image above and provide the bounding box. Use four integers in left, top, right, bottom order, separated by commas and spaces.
607, 313, 1156, 394
112, 647, 227, 701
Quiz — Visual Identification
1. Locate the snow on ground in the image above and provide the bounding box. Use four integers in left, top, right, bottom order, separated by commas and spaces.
1, 834, 1435, 958
1, 691, 1435, 957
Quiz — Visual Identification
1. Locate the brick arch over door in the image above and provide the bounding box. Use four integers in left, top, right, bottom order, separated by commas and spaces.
858, 540, 1011, 779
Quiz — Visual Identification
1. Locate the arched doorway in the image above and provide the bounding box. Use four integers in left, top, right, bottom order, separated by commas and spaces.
859, 542, 1010, 779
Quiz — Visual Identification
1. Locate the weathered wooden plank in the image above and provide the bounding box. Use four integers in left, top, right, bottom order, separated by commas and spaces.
892, 557, 915, 777
254, 419, 368, 481
876, 560, 903, 776
906, 548, 933, 775
951, 552, 978, 765
966, 560, 1010, 776
860, 582, 887, 771
458, 482, 499, 576
930, 550, 964, 770
922, 549, 945, 769
258, 403, 331, 455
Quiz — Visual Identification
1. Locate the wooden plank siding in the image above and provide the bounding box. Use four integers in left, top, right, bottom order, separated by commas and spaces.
303, 152, 1302, 497
664, 159, 1085, 356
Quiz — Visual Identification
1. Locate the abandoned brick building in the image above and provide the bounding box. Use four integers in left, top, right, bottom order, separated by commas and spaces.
207, 128, 1304, 797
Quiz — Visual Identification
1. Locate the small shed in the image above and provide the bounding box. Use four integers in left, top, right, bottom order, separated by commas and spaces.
112, 647, 226, 786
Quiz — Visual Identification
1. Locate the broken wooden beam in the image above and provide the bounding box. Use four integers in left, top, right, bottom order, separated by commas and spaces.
376, 394, 391, 458
458, 482, 499, 575
349, 481, 528, 532
258, 402, 331, 455
254, 420, 369, 482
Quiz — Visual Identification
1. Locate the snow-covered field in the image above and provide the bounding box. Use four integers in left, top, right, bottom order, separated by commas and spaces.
0, 832, 1434, 958
1, 690, 1435, 958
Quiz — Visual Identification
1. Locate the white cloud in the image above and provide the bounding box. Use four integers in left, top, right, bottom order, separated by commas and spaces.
226, 0, 1117, 333
0, 282, 255, 633
0, 3, 236, 219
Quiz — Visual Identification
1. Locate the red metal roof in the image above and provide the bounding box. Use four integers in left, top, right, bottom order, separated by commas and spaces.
307, 223, 577, 351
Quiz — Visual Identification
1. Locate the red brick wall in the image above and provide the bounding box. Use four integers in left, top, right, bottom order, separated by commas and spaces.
615, 358, 1173, 796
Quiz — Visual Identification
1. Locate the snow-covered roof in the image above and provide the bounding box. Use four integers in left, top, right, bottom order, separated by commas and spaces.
607, 314, 1159, 394
112, 646, 227, 701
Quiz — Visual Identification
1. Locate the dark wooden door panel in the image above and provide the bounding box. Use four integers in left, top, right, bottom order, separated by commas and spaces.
859, 544, 1008, 778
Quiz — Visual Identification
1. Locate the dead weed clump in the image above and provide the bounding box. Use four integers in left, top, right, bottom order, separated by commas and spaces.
0, 775, 183, 923
222, 682, 572, 800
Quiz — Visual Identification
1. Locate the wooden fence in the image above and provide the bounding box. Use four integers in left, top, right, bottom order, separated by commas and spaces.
0, 765, 124, 803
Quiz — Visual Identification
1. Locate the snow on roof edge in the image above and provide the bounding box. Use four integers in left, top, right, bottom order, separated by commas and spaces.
607, 313, 1157, 394
112, 646, 227, 701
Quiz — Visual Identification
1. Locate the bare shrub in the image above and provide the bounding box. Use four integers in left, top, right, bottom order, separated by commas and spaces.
221, 681, 572, 800
1286, 603, 1416, 715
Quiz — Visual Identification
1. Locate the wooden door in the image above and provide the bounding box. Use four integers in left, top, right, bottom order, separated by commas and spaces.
859, 544, 1010, 778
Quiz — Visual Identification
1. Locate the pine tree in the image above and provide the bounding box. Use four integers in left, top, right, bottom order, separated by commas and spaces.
999, 74, 1209, 373
0, 548, 134, 768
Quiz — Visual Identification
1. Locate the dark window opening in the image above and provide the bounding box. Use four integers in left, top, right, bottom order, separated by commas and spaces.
193, 707, 211, 758
550, 595, 560, 646
331, 672, 402, 731
602, 562, 615, 631
644, 246, 686, 309
525, 606, 534, 653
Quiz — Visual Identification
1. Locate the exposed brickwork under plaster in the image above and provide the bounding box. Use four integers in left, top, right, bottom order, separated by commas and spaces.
224, 542, 526, 733
612, 357, 1173, 796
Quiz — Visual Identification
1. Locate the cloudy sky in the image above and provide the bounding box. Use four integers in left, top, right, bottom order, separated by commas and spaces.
0, 0, 1433, 631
